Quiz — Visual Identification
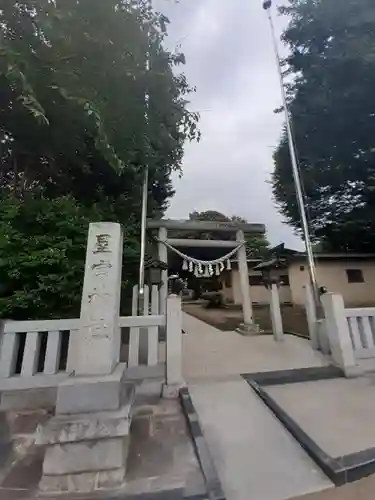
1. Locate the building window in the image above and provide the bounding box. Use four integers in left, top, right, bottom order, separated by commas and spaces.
279, 275, 290, 286
300, 265, 305, 271
249, 274, 263, 286
346, 269, 364, 283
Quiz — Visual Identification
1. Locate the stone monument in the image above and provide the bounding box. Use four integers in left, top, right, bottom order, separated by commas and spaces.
37, 223, 134, 493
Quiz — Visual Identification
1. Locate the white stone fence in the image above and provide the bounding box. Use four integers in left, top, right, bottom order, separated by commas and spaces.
0, 293, 182, 387
321, 293, 375, 376
128, 284, 162, 367
0, 319, 79, 379
345, 307, 375, 360
304, 284, 330, 354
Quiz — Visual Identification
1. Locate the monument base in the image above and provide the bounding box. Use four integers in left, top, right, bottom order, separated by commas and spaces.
39, 468, 126, 494
162, 382, 185, 399
342, 364, 363, 379
37, 364, 135, 494
236, 323, 262, 336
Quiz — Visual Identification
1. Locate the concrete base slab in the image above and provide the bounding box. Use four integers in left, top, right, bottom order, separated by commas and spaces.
39, 411, 131, 493
343, 365, 364, 378
358, 357, 375, 373
125, 398, 205, 498
189, 377, 333, 500
39, 467, 126, 493
162, 383, 184, 399
236, 323, 262, 336
134, 380, 164, 407
56, 363, 131, 414
136, 379, 163, 397
38, 398, 132, 491
38, 364, 135, 494
43, 437, 128, 475
1, 387, 57, 411
267, 375, 375, 458
0, 373, 69, 392
36, 404, 132, 445
0, 374, 70, 411
125, 363, 165, 381
0, 396, 206, 499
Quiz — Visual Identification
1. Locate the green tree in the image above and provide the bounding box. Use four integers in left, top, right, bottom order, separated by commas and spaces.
272, 0, 375, 251
0, 195, 140, 319
0, 0, 199, 319
0, 0, 199, 204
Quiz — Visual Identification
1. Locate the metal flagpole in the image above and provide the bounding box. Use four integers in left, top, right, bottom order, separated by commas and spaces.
262, 0, 320, 308
139, 166, 149, 298
138, 4, 152, 298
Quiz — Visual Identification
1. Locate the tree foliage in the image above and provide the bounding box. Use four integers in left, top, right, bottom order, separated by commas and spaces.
272, 0, 375, 251
0, 195, 140, 319
0, 0, 199, 319
0, 0, 199, 204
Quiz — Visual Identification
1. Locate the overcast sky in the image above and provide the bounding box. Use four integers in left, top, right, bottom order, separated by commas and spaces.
154, 0, 302, 249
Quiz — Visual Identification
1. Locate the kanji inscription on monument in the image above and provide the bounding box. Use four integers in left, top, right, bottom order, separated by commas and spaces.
94, 233, 111, 254
75, 223, 124, 375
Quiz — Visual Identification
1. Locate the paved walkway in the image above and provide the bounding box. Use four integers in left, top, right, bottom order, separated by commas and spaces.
182, 312, 328, 383
189, 377, 332, 500
181, 313, 375, 500
267, 376, 375, 457
292, 475, 375, 500
182, 313, 334, 500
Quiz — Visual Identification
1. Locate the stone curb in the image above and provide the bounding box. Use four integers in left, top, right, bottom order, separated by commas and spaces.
179, 387, 226, 500
243, 367, 375, 486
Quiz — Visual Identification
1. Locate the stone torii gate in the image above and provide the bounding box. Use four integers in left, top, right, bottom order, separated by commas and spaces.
147, 219, 266, 334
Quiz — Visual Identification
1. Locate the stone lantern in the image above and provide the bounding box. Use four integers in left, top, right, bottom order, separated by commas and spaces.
254, 258, 285, 290
254, 257, 286, 342
145, 258, 168, 288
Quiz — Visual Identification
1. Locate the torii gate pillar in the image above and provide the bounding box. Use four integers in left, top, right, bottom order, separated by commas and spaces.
158, 226, 169, 319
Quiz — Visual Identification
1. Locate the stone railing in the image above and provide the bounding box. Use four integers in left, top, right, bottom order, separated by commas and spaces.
128, 284, 162, 367
0, 294, 182, 387
345, 307, 375, 358
0, 319, 80, 379
304, 284, 330, 353
321, 293, 375, 376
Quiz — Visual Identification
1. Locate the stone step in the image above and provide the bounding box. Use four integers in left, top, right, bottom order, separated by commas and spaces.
189, 377, 334, 500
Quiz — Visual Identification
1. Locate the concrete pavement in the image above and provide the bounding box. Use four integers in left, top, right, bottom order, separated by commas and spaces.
267, 376, 375, 458
182, 313, 335, 500
182, 312, 328, 382
189, 377, 333, 500
291, 475, 375, 500
182, 313, 375, 500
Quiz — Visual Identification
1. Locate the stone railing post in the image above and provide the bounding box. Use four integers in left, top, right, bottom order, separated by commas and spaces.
304, 283, 319, 350
316, 319, 331, 355
236, 230, 260, 335
163, 294, 183, 397
321, 293, 359, 377
236, 230, 253, 326
158, 227, 168, 320
270, 284, 284, 342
